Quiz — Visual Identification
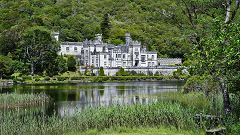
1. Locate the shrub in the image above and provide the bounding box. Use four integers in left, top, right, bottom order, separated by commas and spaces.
34, 78, 40, 82
70, 77, 83, 80
44, 76, 50, 81
22, 76, 32, 80
67, 56, 76, 71
99, 67, 105, 76
116, 67, 129, 76
57, 76, 69, 81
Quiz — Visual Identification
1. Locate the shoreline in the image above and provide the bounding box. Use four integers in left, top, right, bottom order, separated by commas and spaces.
0, 80, 14, 87
14, 76, 186, 86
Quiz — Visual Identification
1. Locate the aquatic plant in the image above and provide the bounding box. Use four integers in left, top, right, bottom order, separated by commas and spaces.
0, 101, 197, 135
0, 93, 50, 109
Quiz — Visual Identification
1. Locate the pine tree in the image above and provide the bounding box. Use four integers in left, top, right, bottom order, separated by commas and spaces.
100, 13, 111, 42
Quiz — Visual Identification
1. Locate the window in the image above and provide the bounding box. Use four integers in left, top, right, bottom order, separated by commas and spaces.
104, 55, 107, 59
118, 54, 121, 58
104, 62, 107, 66
123, 54, 126, 59
141, 55, 146, 62
148, 62, 151, 67
74, 47, 77, 52
66, 47, 69, 51
152, 55, 154, 59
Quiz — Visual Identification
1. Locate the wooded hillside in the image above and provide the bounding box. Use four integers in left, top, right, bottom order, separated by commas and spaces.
1, 0, 234, 58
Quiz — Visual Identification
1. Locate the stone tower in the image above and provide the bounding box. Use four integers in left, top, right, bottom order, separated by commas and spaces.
125, 32, 131, 45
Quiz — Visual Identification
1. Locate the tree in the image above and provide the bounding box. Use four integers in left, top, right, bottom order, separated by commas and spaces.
100, 13, 111, 42
190, 21, 240, 114
0, 55, 13, 79
225, 0, 240, 23
19, 26, 59, 76
99, 67, 105, 76
67, 56, 76, 71
57, 55, 67, 73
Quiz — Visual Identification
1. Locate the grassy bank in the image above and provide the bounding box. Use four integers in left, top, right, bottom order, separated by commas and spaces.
0, 102, 198, 135
65, 127, 204, 135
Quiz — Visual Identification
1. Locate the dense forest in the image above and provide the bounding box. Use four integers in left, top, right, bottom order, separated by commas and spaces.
1, 0, 236, 58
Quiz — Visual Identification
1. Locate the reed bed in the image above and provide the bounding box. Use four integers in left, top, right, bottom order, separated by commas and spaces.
0, 93, 50, 109
0, 101, 197, 135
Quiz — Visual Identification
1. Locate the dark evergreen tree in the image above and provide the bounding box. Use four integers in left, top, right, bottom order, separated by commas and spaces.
67, 56, 76, 71
100, 13, 111, 42
99, 67, 105, 76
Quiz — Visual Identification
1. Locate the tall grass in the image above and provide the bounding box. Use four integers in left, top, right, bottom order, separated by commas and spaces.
156, 92, 223, 115
0, 93, 50, 109
0, 102, 197, 135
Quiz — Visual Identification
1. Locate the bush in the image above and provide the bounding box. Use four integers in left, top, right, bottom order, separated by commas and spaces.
99, 67, 105, 76
67, 56, 76, 71
183, 75, 219, 93
116, 67, 129, 76
22, 76, 32, 81
70, 77, 83, 80
57, 76, 69, 81
34, 78, 40, 82
44, 76, 51, 81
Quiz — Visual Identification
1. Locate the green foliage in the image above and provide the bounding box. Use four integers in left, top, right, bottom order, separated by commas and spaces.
173, 68, 189, 79
56, 76, 69, 81
183, 75, 219, 93
0, 55, 13, 79
67, 56, 76, 71
84, 67, 91, 76
116, 67, 129, 76
19, 26, 59, 75
0, 101, 197, 135
101, 13, 111, 42
44, 76, 51, 81
56, 56, 68, 73
0, 0, 200, 59
99, 67, 105, 76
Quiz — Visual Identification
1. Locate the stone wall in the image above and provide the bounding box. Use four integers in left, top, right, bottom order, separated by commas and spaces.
79, 66, 179, 76
158, 58, 182, 66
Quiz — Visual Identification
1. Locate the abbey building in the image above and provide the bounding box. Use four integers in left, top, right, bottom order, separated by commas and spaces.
58, 33, 158, 68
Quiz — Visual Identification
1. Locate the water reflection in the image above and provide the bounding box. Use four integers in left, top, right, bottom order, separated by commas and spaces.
0, 81, 184, 117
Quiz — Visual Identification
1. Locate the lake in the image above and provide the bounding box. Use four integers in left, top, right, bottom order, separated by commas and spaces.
0, 81, 184, 117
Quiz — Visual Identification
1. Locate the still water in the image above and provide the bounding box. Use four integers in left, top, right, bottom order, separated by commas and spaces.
0, 81, 184, 117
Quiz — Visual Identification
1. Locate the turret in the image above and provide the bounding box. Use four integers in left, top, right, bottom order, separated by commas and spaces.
95, 34, 103, 43
125, 32, 131, 45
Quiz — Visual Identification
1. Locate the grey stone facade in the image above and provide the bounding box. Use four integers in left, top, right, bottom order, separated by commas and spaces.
58, 33, 158, 68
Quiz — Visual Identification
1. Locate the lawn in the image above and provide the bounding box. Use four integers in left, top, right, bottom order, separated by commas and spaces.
65, 127, 203, 135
